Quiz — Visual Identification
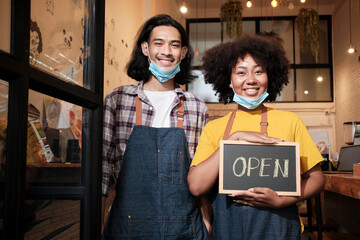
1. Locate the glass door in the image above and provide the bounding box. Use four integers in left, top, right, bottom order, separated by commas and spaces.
0, 0, 104, 239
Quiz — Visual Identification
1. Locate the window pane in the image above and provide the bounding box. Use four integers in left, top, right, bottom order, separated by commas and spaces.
188, 70, 219, 103
30, 0, 86, 87
223, 20, 256, 42
295, 19, 329, 64
24, 200, 80, 239
296, 68, 331, 101
0, 0, 11, 53
260, 20, 294, 64
276, 69, 295, 101
26, 90, 86, 184
0, 80, 9, 234
190, 22, 223, 66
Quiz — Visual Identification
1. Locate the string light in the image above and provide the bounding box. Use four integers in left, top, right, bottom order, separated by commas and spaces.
271, 0, 278, 8
180, 1, 188, 13
347, 0, 356, 54
288, 2, 294, 9
246, 0, 252, 8
348, 43, 355, 54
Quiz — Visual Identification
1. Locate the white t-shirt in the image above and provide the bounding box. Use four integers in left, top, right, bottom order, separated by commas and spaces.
144, 90, 177, 128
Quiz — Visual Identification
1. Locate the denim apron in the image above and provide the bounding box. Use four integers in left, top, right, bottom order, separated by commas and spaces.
103, 96, 209, 240
211, 104, 301, 240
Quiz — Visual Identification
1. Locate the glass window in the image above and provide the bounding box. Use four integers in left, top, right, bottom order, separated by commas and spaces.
295, 19, 329, 64
0, 0, 11, 53
190, 22, 223, 66
30, 0, 86, 87
26, 90, 86, 184
24, 200, 80, 239
276, 69, 295, 101
260, 20, 294, 64
188, 70, 219, 103
0, 80, 9, 234
296, 68, 332, 101
187, 16, 332, 103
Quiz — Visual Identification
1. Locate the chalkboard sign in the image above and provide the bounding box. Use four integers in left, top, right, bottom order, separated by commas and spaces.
219, 140, 300, 196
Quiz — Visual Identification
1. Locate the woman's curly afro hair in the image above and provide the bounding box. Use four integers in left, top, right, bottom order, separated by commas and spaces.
202, 34, 290, 104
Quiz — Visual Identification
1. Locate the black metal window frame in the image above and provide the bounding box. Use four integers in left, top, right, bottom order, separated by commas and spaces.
186, 15, 333, 103
0, 0, 104, 239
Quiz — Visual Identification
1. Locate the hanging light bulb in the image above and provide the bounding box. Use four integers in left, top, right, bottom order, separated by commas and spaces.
288, 2, 294, 10
348, 43, 355, 54
246, 0, 252, 8
317, 76, 323, 82
180, 1, 188, 13
347, 0, 356, 54
300, 0, 306, 3
271, 0, 278, 8
195, 47, 199, 56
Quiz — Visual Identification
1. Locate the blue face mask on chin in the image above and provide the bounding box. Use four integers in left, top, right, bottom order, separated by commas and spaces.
148, 59, 181, 83
233, 91, 269, 109
146, 43, 182, 83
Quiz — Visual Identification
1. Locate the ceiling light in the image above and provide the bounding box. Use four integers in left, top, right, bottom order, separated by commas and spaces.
288, 2, 294, 9
304, 90, 309, 95
348, 44, 355, 54
300, 0, 306, 3
271, 0, 278, 8
246, 0, 252, 8
180, 1, 188, 13
347, 0, 357, 54
317, 76, 323, 82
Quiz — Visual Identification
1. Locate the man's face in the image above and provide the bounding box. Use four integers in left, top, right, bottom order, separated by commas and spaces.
141, 25, 187, 71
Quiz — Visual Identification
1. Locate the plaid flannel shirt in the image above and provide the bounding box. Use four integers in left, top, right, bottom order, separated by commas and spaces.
102, 81, 209, 196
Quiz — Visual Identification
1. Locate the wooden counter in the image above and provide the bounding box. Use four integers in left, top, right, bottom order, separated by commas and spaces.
323, 173, 360, 236
324, 173, 360, 199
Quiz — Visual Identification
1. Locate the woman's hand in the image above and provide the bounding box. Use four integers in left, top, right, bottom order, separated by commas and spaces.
230, 188, 293, 209
228, 131, 284, 144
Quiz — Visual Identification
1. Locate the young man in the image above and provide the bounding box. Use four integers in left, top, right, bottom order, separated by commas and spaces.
102, 14, 209, 239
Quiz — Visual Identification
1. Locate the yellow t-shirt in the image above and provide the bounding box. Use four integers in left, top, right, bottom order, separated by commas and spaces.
191, 107, 322, 232
191, 107, 322, 175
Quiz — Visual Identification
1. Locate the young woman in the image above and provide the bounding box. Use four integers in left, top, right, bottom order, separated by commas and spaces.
187, 34, 325, 240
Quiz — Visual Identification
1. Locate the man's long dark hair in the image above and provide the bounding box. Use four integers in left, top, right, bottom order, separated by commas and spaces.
126, 14, 195, 85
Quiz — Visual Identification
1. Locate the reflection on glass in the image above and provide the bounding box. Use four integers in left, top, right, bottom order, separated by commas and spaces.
295, 19, 329, 64
24, 200, 80, 239
0, 80, 8, 182
260, 20, 294, 64
26, 90, 85, 184
30, 0, 86, 86
0, 80, 9, 234
0, 0, 11, 53
296, 68, 331, 101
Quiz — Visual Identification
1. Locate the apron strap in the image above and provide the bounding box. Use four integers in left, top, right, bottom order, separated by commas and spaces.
176, 98, 184, 128
135, 96, 142, 126
222, 104, 268, 140
135, 96, 184, 127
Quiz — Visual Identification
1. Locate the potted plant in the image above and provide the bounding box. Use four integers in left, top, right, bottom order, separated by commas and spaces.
220, 0, 243, 38
295, 8, 319, 57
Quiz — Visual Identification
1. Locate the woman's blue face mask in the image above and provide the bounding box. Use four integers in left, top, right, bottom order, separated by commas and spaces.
232, 91, 269, 109
146, 43, 182, 83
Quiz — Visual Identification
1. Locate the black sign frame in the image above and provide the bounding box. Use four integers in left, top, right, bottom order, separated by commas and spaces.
219, 140, 301, 196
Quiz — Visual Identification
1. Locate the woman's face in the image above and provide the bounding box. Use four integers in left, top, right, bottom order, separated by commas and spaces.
230, 54, 268, 100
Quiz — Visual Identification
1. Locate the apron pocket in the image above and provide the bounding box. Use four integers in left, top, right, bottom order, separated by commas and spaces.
158, 150, 184, 184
